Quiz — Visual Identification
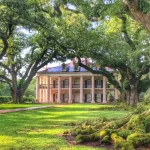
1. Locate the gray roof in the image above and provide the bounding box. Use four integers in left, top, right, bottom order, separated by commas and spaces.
39, 62, 113, 73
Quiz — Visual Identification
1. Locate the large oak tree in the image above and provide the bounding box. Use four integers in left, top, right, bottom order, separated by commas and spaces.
51, 0, 150, 105
0, 0, 68, 103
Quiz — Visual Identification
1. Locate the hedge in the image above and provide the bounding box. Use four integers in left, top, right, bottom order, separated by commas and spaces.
0, 96, 36, 103
0, 96, 12, 103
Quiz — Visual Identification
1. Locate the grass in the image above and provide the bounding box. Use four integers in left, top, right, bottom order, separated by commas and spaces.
0, 103, 49, 110
0, 104, 129, 150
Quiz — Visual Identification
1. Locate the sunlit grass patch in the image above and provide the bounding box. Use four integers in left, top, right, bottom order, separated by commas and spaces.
0, 104, 129, 149
0, 103, 49, 110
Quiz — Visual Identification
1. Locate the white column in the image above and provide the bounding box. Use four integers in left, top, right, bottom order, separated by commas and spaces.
50, 77, 52, 102
80, 76, 83, 103
39, 77, 42, 102
43, 77, 46, 102
41, 77, 44, 103
68, 76, 72, 103
57, 76, 61, 103
36, 76, 39, 102
91, 76, 95, 103
47, 76, 50, 103
103, 76, 107, 103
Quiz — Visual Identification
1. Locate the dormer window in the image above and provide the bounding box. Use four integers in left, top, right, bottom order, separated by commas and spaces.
74, 63, 80, 71
62, 63, 67, 71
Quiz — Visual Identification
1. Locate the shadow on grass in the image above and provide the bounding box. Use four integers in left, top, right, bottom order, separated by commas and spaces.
0, 104, 129, 149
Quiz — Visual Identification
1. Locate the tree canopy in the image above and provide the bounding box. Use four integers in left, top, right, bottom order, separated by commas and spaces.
0, 0, 150, 104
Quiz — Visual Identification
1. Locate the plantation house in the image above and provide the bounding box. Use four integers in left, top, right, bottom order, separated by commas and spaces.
36, 58, 118, 103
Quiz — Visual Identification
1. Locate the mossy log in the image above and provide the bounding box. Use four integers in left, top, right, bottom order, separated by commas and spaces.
76, 132, 99, 143
65, 109, 150, 149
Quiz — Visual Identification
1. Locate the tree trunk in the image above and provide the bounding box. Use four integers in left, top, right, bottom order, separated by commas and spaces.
126, 88, 139, 106
119, 90, 127, 102
10, 86, 25, 103
11, 88, 18, 103
17, 89, 24, 103
127, 0, 150, 33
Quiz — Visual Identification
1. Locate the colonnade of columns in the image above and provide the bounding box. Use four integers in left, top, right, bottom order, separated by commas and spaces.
36, 75, 118, 103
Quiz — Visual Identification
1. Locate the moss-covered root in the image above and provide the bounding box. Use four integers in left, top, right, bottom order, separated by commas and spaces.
127, 133, 150, 147
76, 132, 99, 144
102, 115, 131, 130
110, 133, 135, 150
71, 125, 98, 136
111, 133, 125, 147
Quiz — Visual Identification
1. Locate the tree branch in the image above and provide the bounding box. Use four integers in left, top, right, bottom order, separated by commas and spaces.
77, 56, 121, 90
119, 15, 136, 50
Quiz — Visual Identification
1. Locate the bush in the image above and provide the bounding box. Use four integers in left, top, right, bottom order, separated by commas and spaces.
143, 94, 150, 105
23, 96, 36, 103
0, 96, 12, 103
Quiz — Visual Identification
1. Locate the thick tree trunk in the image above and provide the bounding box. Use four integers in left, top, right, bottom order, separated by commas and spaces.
119, 88, 139, 106
119, 90, 127, 102
11, 89, 18, 103
11, 89, 25, 103
126, 88, 139, 106
10, 84, 25, 103
17, 89, 24, 103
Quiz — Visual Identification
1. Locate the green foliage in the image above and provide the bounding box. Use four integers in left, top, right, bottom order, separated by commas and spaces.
143, 94, 150, 105
134, 102, 146, 114
138, 0, 150, 13
89, 103, 133, 111
0, 83, 10, 96
23, 96, 36, 103
24, 78, 36, 98
0, 96, 11, 103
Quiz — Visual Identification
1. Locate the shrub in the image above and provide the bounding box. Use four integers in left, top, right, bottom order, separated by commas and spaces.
0, 96, 12, 103
134, 103, 146, 114
23, 96, 36, 103
143, 94, 150, 105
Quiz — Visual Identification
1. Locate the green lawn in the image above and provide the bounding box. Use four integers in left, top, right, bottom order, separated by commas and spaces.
0, 104, 129, 150
0, 103, 49, 110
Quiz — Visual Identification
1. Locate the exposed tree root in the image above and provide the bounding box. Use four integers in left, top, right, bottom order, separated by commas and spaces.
63, 109, 150, 149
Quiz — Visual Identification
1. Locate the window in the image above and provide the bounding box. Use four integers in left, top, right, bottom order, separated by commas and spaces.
87, 79, 91, 85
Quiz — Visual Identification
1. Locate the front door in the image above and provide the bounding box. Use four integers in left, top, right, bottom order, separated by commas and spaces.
53, 94, 56, 102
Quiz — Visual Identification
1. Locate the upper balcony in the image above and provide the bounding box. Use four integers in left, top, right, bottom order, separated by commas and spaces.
39, 84, 111, 89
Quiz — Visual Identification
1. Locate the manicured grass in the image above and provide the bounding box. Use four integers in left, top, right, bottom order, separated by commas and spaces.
0, 103, 49, 110
0, 104, 129, 150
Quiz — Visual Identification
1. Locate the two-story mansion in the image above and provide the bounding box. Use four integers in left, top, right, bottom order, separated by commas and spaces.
36, 59, 118, 103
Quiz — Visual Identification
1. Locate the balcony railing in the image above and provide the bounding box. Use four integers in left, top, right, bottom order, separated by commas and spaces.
61, 84, 69, 88
40, 84, 47, 88
51, 84, 58, 88
95, 85, 103, 88
72, 84, 80, 88
83, 84, 92, 88
40, 84, 114, 89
